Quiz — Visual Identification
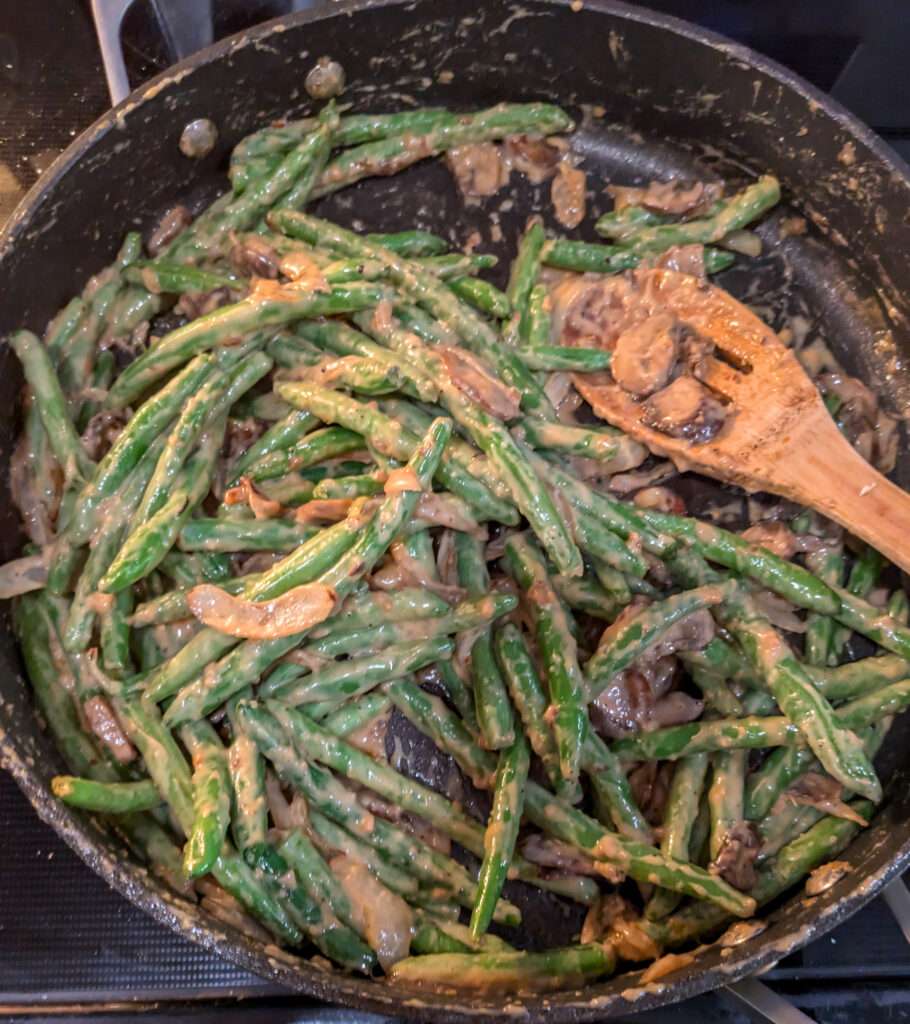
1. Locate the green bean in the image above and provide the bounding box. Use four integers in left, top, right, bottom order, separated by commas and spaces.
609, 678, 910, 761
128, 581, 255, 626
646, 801, 873, 948
594, 204, 674, 240
551, 573, 621, 621
493, 623, 570, 799
248, 723, 519, 925
318, 692, 392, 737
276, 828, 357, 926
586, 581, 736, 698
520, 345, 612, 372
104, 283, 387, 410
68, 355, 214, 545
125, 261, 240, 295
707, 748, 748, 861
304, 593, 516, 663
745, 745, 816, 823
274, 379, 518, 524
504, 533, 587, 793
311, 587, 450, 635
889, 590, 910, 624
133, 370, 230, 526
804, 545, 844, 667
542, 238, 734, 276
160, 419, 452, 721
255, 836, 376, 973
719, 587, 880, 802
470, 732, 529, 939
180, 720, 231, 877
307, 809, 423, 903
644, 753, 709, 921
412, 914, 514, 955
271, 211, 556, 420
388, 944, 616, 993
623, 176, 781, 254
831, 545, 886, 656
225, 704, 268, 856
45, 296, 89, 365
295, 318, 438, 402
264, 637, 456, 706
521, 283, 551, 347
542, 237, 643, 274
582, 730, 652, 844
385, 678, 496, 790
523, 781, 757, 917
98, 424, 225, 593
178, 518, 319, 553
313, 472, 386, 500
145, 515, 363, 701
9, 330, 95, 482
310, 103, 573, 200
536, 457, 677, 557
100, 588, 133, 678
51, 775, 162, 813
521, 417, 646, 468
245, 426, 366, 483
229, 410, 319, 483
364, 230, 448, 257
418, 252, 498, 278
506, 221, 546, 329
232, 109, 453, 182
436, 660, 479, 735
447, 276, 511, 318
107, 675, 301, 941
454, 532, 514, 749
76, 348, 116, 432
63, 435, 167, 652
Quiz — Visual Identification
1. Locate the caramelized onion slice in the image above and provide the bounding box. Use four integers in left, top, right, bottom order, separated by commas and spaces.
0, 552, 49, 598
187, 582, 337, 639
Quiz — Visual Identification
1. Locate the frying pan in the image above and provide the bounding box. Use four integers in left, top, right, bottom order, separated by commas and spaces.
2, 1, 910, 1019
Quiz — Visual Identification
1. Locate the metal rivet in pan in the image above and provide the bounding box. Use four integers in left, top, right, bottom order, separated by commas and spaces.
179, 119, 218, 159
305, 57, 345, 99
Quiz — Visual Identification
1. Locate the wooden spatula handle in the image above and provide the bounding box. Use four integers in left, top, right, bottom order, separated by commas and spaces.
776, 417, 910, 577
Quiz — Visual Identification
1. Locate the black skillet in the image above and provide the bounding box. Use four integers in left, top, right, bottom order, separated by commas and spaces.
2, 1, 910, 1019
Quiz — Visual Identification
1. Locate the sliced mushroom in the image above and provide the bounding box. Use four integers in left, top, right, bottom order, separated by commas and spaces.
709, 820, 761, 892
147, 204, 192, 255
445, 142, 508, 199
228, 235, 281, 279
610, 311, 680, 397
641, 375, 726, 443
607, 179, 723, 216
502, 134, 561, 182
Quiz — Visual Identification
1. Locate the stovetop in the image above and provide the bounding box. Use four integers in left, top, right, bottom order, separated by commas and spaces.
3, 2, 910, 1022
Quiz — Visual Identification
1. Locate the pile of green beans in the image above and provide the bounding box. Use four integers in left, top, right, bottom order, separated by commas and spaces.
5, 94, 904, 998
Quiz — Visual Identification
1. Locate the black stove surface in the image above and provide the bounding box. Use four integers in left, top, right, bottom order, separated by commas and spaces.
3, 1, 910, 1021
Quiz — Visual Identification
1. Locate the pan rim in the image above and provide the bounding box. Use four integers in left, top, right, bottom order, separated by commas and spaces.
2, 0, 910, 1019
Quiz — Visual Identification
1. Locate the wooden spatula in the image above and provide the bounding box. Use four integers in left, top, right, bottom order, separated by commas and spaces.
572, 267, 910, 574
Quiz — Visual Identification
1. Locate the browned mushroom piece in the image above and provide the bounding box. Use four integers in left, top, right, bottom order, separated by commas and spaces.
641, 375, 727, 443
610, 311, 680, 397
445, 142, 508, 199
147, 204, 192, 255
228, 235, 281, 279
607, 179, 723, 216
502, 134, 562, 182
709, 821, 761, 892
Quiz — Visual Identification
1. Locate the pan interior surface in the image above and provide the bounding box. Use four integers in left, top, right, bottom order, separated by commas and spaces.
1, 1, 910, 1020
